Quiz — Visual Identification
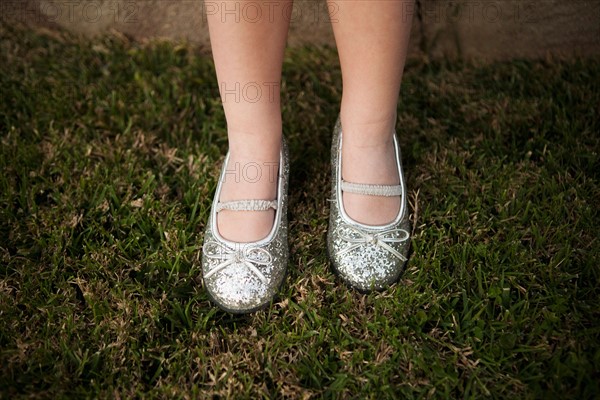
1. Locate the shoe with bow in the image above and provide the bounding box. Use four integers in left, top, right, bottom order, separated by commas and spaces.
327, 118, 411, 291
201, 140, 289, 313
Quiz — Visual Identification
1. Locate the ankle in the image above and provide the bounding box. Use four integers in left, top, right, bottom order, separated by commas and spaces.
228, 133, 281, 163
340, 111, 397, 148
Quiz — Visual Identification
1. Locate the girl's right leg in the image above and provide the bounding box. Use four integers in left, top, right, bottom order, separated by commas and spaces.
207, 0, 292, 242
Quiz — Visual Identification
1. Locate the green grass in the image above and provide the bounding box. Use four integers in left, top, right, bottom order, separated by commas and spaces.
1, 22, 599, 399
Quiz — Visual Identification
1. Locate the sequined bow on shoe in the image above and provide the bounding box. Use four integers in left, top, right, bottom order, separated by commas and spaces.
203, 241, 272, 284
336, 224, 410, 262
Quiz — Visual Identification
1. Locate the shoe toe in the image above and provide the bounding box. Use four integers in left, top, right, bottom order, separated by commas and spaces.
331, 244, 404, 292
203, 263, 274, 313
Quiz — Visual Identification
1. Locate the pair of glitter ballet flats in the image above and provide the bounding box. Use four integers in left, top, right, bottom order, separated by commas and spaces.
201, 119, 411, 313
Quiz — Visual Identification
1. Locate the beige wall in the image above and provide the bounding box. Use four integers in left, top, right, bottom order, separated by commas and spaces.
4, 0, 600, 59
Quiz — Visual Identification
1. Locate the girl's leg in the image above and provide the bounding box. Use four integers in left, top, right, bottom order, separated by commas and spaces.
327, 0, 414, 225
207, 0, 292, 242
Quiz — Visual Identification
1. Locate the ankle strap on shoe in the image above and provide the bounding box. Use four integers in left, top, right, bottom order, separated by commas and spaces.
341, 180, 402, 197
216, 199, 277, 212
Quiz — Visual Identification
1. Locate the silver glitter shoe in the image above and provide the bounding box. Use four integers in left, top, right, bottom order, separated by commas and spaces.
201, 140, 289, 313
327, 118, 411, 291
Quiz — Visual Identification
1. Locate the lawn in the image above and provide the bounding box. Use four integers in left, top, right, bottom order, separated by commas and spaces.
0, 22, 599, 398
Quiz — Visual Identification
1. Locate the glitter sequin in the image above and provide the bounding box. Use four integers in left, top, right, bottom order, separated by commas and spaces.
327, 118, 412, 291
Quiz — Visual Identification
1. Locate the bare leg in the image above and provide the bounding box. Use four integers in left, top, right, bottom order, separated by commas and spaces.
207, 0, 291, 242
328, 0, 414, 225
